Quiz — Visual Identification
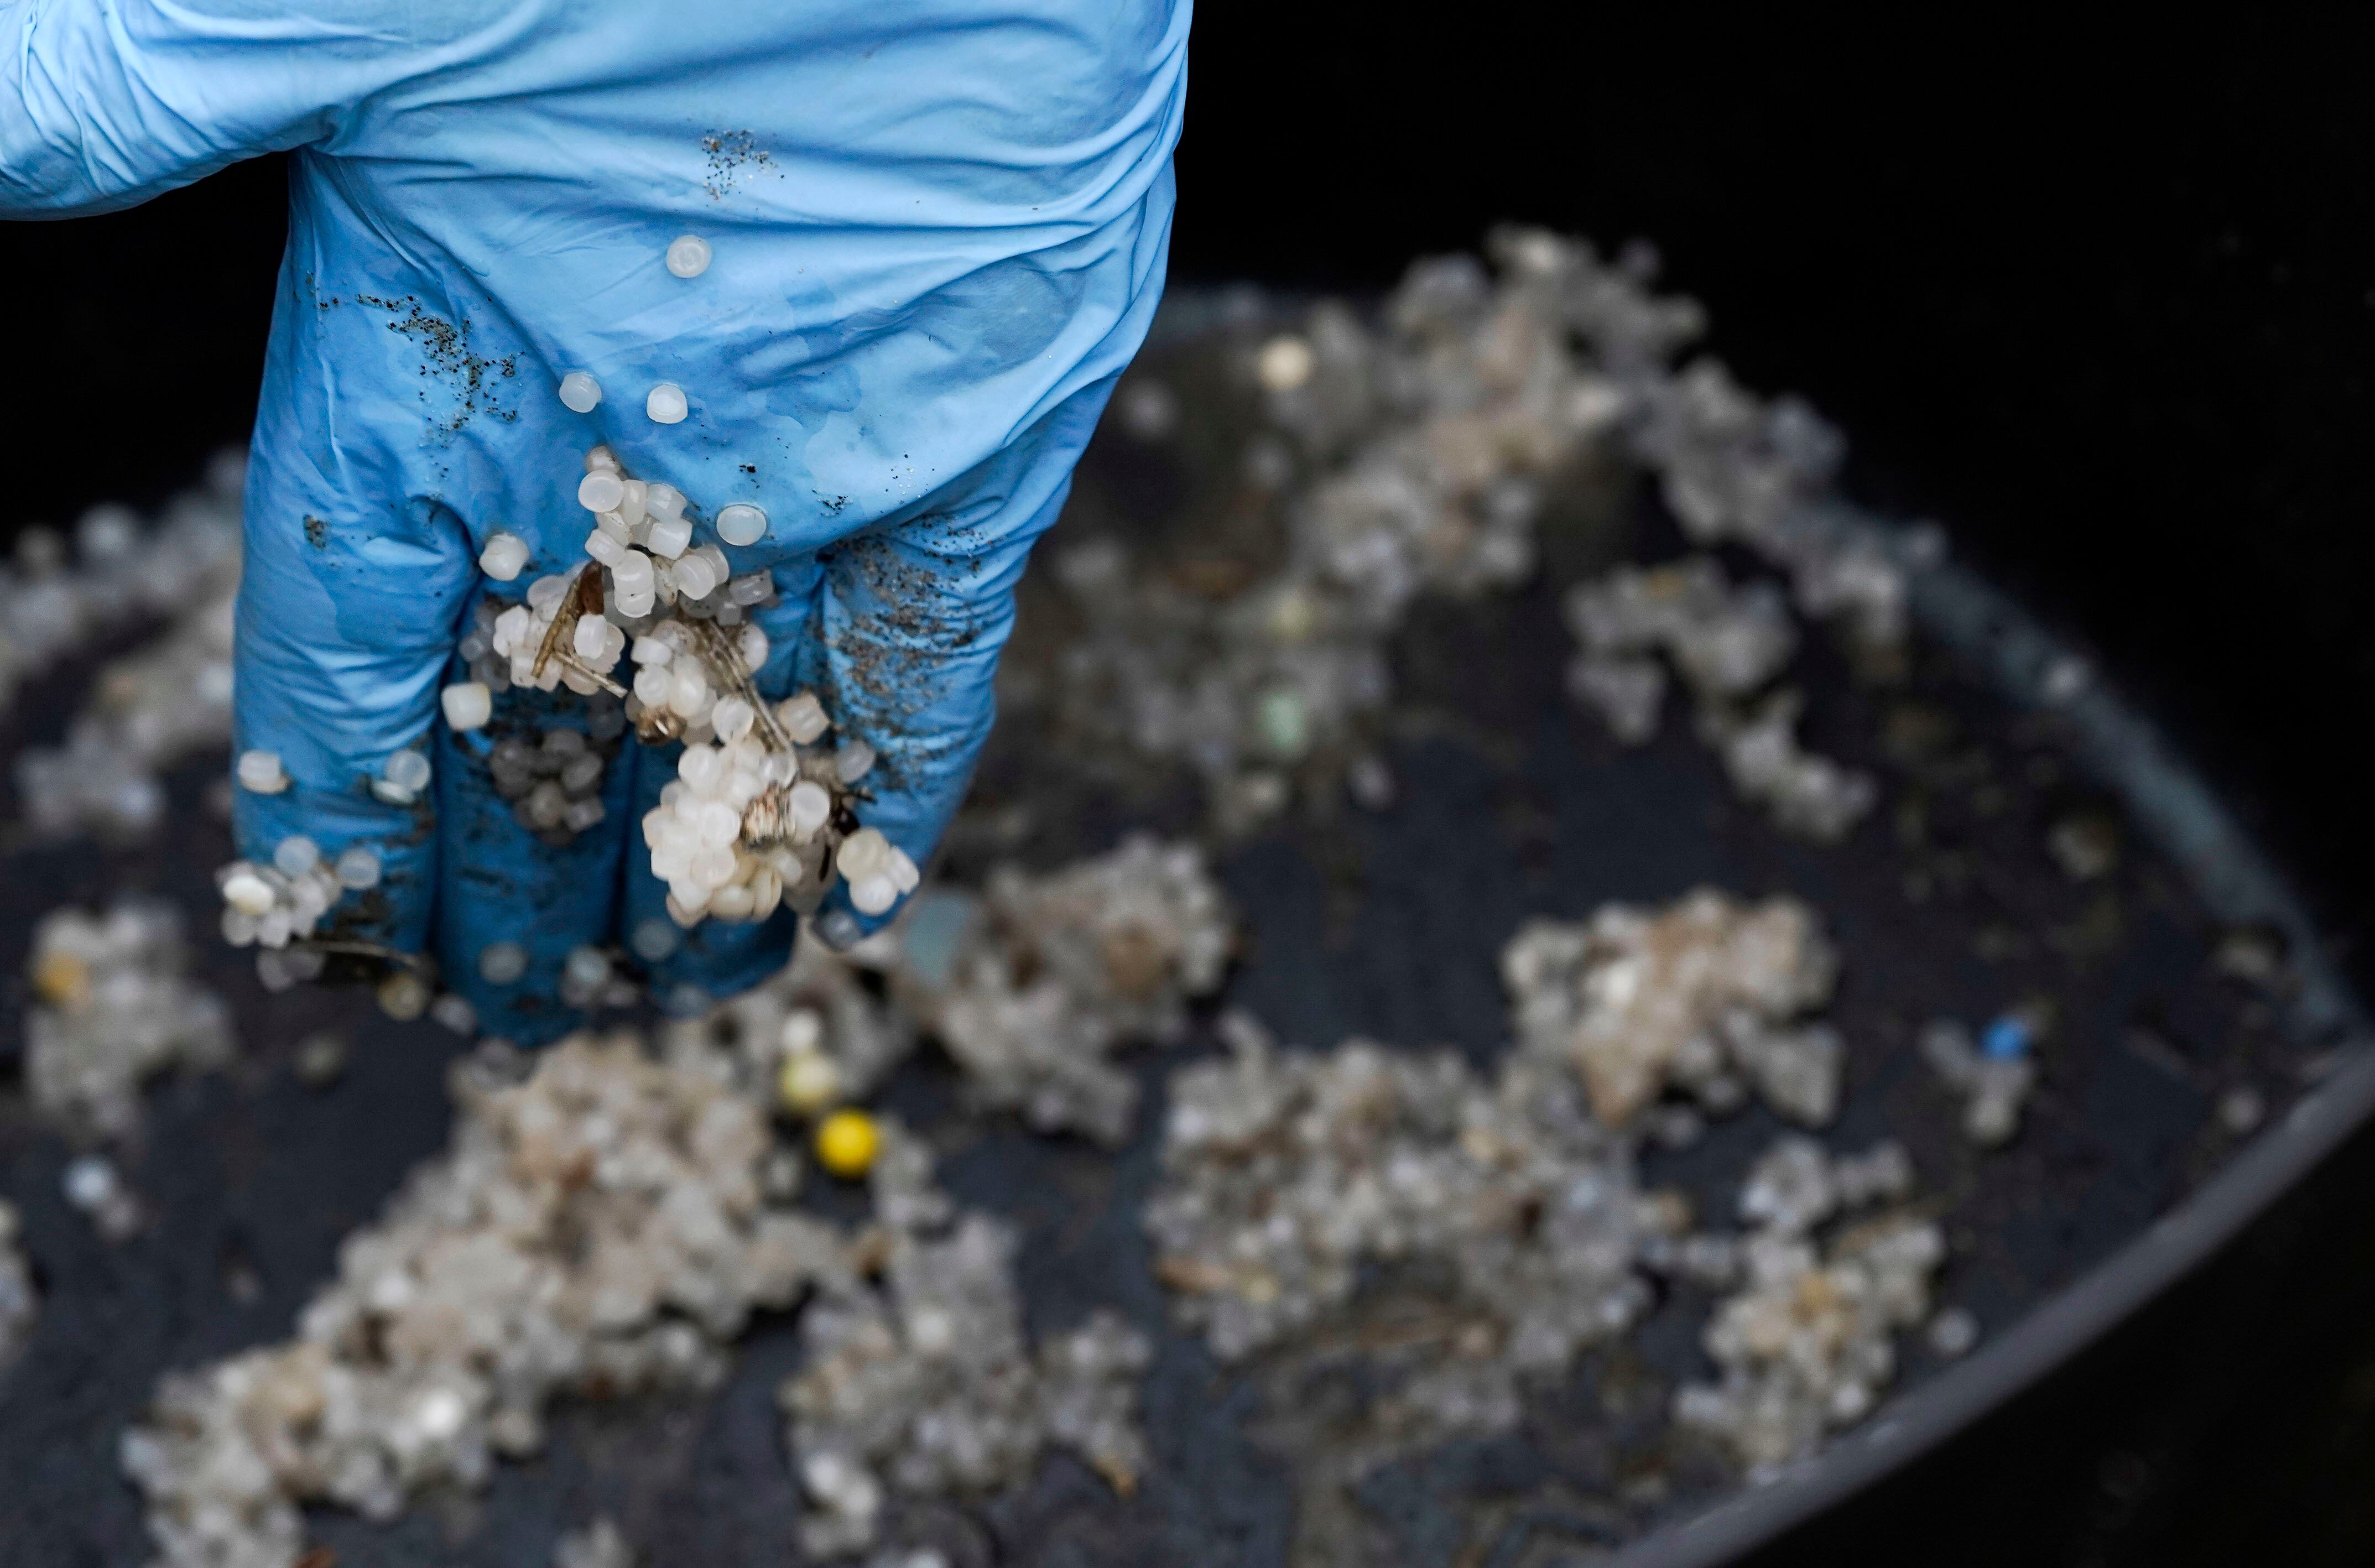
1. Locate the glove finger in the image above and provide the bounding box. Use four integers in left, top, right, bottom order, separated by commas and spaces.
627, 555, 824, 1010
809, 382, 1116, 942
431, 613, 638, 1044
230, 457, 473, 967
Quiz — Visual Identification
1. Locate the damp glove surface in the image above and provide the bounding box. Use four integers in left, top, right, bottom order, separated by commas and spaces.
0, 0, 1189, 1038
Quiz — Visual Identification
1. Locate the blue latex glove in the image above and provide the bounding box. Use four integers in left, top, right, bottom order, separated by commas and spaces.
1, 0, 1188, 1040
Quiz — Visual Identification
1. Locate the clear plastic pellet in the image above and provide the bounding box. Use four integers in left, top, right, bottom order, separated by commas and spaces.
647, 383, 689, 424
385, 749, 433, 793
236, 749, 289, 794
557, 371, 602, 413
665, 235, 712, 278
440, 681, 492, 731
716, 503, 767, 546
334, 846, 382, 889
478, 532, 530, 582
477, 941, 529, 984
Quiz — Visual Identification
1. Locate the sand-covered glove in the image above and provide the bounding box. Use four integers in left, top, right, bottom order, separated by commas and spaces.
0, 0, 1189, 1041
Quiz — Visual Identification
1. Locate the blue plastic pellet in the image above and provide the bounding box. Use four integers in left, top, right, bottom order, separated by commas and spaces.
1981, 1015, 2032, 1061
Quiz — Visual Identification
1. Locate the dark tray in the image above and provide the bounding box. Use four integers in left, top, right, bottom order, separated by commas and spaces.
0, 297, 2361, 1568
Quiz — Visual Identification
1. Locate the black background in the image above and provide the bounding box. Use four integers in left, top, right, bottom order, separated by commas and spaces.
6, 11, 2375, 1565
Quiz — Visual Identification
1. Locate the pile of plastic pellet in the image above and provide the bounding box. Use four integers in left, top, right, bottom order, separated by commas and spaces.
1501, 890, 1843, 1128
121, 1032, 846, 1568
0, 451, 243, 723
22, 899, 237, 1144
1564, 556, 1797, 742
10, 464, 246, 839
1563, 556, 1876, 841
1628, 357, 1908, 655
486, 714, 624, 843
1042, 227, 1908, 836
1145, 1012, 1660, 1447
1671, 1135, 1945, 1472
215, 833, 377, 954
447, 445, 916, 930
0, 1200, 35, 1375
893, 836, 1234, 1145
782, 1125, 1152, 1559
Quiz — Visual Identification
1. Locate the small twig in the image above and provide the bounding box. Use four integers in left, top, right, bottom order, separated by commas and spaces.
290, 939, 431, 973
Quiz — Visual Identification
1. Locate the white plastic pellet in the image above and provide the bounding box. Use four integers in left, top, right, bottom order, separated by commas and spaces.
479, 532, 530, 581
715, 503, 767, 546
835, 739, 875, 783
577, 471, 625, 513
665, 235, 713, 278
222, 869, 277, 917
645, 514, 692, 559
673, 551, 719, 600
778, 691, 830, 744
678, 744, 723, 791
633, 665, 672, 706
236, 749, 289, 794
850, 874, 899, 915
385, 749, 433, 793
477, 941, 529, 984
441, 681, 492, 731
572, 615, 608, 660
631, 635, 673, 666
710, 696, 754, 742
614, 478, 648, 527
585, 445, 620, 473
835, 828, 889, 881
644, 482, 686, 520
273, 835, 320, 877
335, 846, 382, 889
557, 371, 602, 413
584, 528, 626, 567
430, 993, 477, 1035
736, 624, 770, 671
613, 549, 655, 588
647, 383, 689, 424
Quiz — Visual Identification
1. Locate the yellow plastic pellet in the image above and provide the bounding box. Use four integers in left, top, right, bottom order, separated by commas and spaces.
33, 951, 91, 1008
814, 1109, 881, 1179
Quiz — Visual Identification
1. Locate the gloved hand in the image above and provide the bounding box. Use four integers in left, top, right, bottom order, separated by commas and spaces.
1, 0, 1189, 1040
